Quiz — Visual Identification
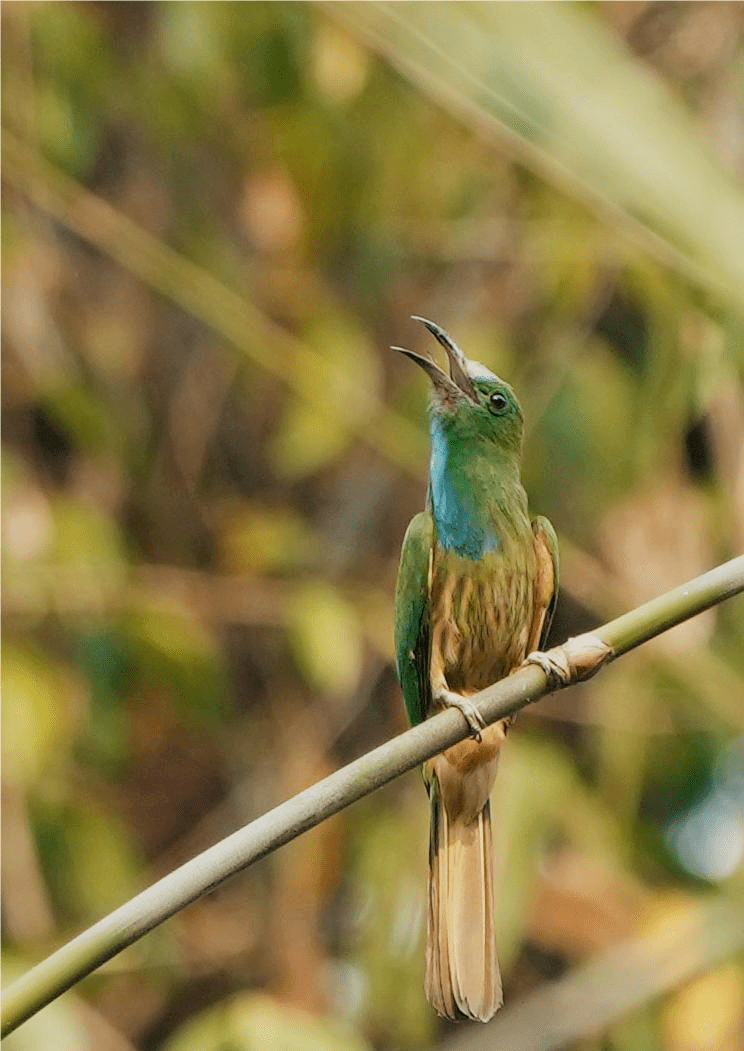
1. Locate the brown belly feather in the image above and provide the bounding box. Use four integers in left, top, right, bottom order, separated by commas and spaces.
430, 555, 535, 695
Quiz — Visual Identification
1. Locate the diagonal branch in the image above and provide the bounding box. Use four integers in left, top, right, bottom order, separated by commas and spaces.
2, 555, 744, 1036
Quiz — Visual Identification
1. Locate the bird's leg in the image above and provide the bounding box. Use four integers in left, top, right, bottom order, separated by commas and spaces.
434, 688, 485, 742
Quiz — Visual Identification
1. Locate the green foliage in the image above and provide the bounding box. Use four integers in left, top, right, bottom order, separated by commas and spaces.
287, 581, 363, 698
122, 600, 227, 720
2, 642, 82, 785
33, 797, 144, 923
161, 993, 373, 1051
347, 796, 432, 1046
3, 2, 743, 1049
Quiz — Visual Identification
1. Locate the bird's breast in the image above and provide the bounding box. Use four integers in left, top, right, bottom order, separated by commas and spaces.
429, 545, 536, 694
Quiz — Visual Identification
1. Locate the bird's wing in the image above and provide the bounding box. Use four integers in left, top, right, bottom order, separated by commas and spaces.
394, 511, 434, 726
528, 515, 560, 652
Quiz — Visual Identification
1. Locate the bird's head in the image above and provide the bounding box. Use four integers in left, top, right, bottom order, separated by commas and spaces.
393, 317, 523, 455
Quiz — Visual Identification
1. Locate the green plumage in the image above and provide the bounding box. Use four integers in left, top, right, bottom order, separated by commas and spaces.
392, 318, 559, 1022
394, 512, 433, 727
394, 510, 558, 728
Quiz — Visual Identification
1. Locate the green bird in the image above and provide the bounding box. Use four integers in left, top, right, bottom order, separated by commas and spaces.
393, 318, 559, 1022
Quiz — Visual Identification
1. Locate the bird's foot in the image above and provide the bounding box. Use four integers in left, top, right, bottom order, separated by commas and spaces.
436, 690, 486, 742
524, 634, 614, 689
523, 649, 571, 690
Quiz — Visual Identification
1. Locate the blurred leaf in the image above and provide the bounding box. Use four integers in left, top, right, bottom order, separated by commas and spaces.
30, 4, 111, 178
50, 497, 126, 577
662, 964, 744, 1051
271, 397, 352, 480
335, 1, 744, 311
610, 1010, 659, 1051
35, 81, 102, 179
346, 797, 433, 1047
74, 627, 130, 773
44, 380, 121, 454
34, 799, 142, 921
162, 992, 373, 1051
287, 581, 363, 698
218, 501, 314, 574
2, 644, 83, 785
530, 340, 637, 526
157, 2, 224, 81
123, 600, 226, 720
271, 314, 382, 478
243, 12, 306, 106
311, 21, 371, 105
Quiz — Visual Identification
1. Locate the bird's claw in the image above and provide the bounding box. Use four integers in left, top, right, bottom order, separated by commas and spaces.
438, 690, 486, 742
523, 649, 571, 689
524, 634, 614, 689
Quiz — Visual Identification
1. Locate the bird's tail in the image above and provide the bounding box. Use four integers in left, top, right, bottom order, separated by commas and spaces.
425, 790, 502, 1022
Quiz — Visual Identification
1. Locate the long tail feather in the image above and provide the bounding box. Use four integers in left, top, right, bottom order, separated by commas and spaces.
426, 794, 502, 1022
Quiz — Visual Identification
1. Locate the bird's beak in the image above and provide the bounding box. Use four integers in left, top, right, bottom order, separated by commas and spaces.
410, 317, 479, 402
392, 317, 479, 404
390, 344, 463, 401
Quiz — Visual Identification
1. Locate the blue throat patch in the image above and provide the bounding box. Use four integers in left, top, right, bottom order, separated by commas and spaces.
429, 416, 501, 559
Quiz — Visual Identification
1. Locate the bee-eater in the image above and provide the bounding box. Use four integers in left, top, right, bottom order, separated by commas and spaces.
393, 318, 559, 1022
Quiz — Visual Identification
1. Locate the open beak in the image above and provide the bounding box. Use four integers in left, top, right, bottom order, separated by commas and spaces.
392, 317, 479, 403
390, 344, 461, 400
410, 317, 479, 401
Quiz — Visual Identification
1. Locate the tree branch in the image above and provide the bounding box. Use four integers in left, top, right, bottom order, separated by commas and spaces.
3, 555, 743, 1036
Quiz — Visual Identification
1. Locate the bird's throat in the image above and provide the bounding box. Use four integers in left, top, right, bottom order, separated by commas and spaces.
428, 416, 524, 560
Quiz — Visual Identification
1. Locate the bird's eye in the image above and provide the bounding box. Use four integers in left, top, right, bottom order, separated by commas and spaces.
488, 392, 508, 415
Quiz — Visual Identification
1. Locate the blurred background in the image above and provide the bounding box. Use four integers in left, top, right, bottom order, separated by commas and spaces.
3, 3, 744, 1050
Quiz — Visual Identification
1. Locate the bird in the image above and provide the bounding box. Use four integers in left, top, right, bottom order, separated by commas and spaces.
393, 317, 559, 1022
